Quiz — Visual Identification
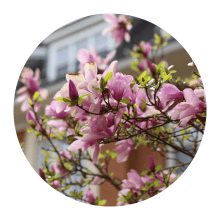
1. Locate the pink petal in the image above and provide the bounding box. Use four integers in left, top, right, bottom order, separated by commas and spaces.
103, 14, 118, 23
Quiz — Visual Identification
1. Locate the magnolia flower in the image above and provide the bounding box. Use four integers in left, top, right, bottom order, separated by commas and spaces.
77, 46, 116, 75
59, 63, 103, 117
169, 88, 206, 126
157, 83, 184, 112
51, 180, 61, 189
68, 109, 124, 164
84, 189, 96, 204
102, 14, 132, 47
133, 41, 152, 57
61, 149, 72, 160
26, 110, 43, 132
122, 169, 145, 190
90, 176, 102, 185
16, 67, 48, 112
115, 139, 134, 163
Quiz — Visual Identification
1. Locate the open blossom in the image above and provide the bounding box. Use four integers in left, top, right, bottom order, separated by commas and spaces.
133, 41, 152, 57
68, 109, 124, 164
77, 46, 116, 75
102, 14, 132, 47
16, 67, 48, 112
84, 189, 96, 204
115, 139, 134, 163
45, 92, 71, 132
59, 62, 103, 118
169, 88, 206, 126
26, 110, 43, 131
157, 83, 184, 112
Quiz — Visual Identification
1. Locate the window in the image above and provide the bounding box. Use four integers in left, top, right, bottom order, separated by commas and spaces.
75, 38, 88, 71
56, 47, 69, 79
94, 33, 108, 52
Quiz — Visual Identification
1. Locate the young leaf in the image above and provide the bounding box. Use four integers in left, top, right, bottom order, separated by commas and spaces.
33, 91, 39, 102
121, 98, 130, 104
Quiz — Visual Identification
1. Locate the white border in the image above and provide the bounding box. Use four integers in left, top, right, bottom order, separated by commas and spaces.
2, 0, 220, 219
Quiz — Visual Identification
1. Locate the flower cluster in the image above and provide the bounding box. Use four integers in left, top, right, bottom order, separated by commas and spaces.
17, 14, 206, 206
102, 14, 132, 47
77, 46, 116, 75
16, 68, 48, 112
117, 156, 177, 205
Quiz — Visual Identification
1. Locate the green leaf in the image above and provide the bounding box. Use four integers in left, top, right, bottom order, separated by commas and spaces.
141, 187, 148, 191
55, 97, 71, 104
138, 71, 147, 82
93, 87, 102, 92
69, 191, 76, 197
121, 98, 130, 104
130, 51, 143, 58
140, 171, 148, 176
101, 72, 113, 90
99, 153, 105, 159
171, 167, 179, 174
79, 94, 91, 98
133, 104, 139, 108
109, 152, 117, 159
78, 97, 84, 104
27, 128, 34, 133
28, 120, 35, 126
155, 165, 162, 172
143, 195, 148, 200
28, 98, 33, 105
104, 72, 113, 84
35, 131, 42, 136
141, 101, 146, 112
33, 91, 39, 102
77, 191, 83, 198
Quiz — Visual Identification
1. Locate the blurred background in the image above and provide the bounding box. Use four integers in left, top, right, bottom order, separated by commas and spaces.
14, 14, 195, 205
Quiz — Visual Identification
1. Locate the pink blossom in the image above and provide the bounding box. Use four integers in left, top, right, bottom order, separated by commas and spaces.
115, 139, 134, 163
157, 83, 184, 111
90, 176, 102, 185
121, 169, 144, 191
61, 149, 72, 160
84, 189, 96, 204
16, 67, 48, 112
68, 109, 124, 164
51, 180, 61, 189
169, 88, 206, 126
77, 46, 116, 75
139, 59, 148, 71
59, 63, 103, 117
39, 168, 45, 181
133, 41, 152, 57
26, 110, 43, 132
103, 14, 132, 47
26, 110, 37, 126
45, 92, 70, 119
51, 158, 69, 176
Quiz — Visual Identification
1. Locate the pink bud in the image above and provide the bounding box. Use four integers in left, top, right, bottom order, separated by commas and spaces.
69, 79, 79, 101
149, 155, 156, 172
